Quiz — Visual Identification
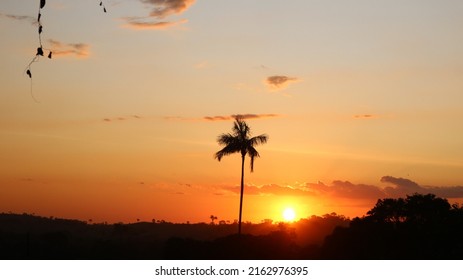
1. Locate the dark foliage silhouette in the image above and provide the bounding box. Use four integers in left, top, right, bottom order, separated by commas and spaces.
215, 117, 268, 235
164, 231, 298, 260
320, 193, 463, 259
2, 194, 463, 259
0, 212, 349, 259
210, 215, 218, 224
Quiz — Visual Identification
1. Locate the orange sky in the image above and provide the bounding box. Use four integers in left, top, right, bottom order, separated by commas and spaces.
1, 0, 463, 224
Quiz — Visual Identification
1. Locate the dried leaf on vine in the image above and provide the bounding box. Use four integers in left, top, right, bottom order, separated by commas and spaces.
36, 47, 44, 56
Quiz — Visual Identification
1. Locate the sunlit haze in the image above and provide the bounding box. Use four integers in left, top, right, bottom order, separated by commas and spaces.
1, 0, 462, 224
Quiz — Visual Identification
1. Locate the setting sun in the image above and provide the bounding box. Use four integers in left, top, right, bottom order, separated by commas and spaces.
282, 208, 296, 222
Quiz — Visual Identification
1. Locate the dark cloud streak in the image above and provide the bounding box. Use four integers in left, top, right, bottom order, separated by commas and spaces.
163, 114, 281, 122
123, 0, 195, 30
123, 18, 187, 30
102, 115, 144, 123
0, 13, 37, 25
141, 0, 195, 18
354, 114, 375, 119
204, 114, 280, 121
48, 39, 90, 58
265, 75, 299, 90
381, 176, 463, 198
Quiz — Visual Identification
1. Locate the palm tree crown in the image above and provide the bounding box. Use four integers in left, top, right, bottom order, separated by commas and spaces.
215, 117, 268, 172
215, 117, 268, 235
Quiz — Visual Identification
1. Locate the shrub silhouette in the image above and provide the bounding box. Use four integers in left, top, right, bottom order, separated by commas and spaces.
321, 193, 463, 259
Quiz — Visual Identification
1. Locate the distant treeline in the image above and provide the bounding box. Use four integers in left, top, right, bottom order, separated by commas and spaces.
0, 211, 347, 259
1, 193, 463, 259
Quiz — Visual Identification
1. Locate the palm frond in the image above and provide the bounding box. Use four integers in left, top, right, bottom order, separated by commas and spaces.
249, 134, 268, 146
233, 117, 250, 139
217, 133, 237, 145
215, 117, 267, 170
215, 143, 241, 161
247, 146, 260, 172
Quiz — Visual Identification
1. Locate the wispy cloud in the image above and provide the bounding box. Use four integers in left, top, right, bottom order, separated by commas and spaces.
380, 176, 463, 198
354, 114, 376, 119
123, 18, 187, 30
48, 39, 90, 58
103, 115, 143, 123
203, 116, 232, 121
221, 176, 463, 201
163, 114, 281, 122
224, 184, 316, 197
1, 15, 90, 58
0, 13, 37, 25
141, 0, 195, 18
204, 114, 280, 121
305, 180, 386, 200
123, 0, 195, 30
163, 116, 196, 121
265, 75, 300, 91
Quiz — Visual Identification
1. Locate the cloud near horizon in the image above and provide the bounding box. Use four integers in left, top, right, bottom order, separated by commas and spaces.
123, 0, 195, 30
48, 39, 90, 58
222, 176, 463, 201
224, 184, 316, 197
380, 176, 463, 199
265, 75, 299, 91
0, 13, 37, 25
103, 115, 142, 123
204, 114, 281, 121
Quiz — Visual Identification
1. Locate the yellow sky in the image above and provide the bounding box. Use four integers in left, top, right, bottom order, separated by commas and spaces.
1, 0, 463, 223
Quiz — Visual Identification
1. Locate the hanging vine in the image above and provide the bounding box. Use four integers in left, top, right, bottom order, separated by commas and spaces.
98, 1, 107, 13
24, 0, 107, 102
24, 0, 48, 102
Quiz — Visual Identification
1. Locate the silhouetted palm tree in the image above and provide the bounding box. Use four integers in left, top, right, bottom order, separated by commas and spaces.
215, 117, 268, 235
210, 215, 218, 224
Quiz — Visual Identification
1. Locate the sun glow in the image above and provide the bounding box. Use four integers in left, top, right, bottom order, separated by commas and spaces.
282, 207, 296, 222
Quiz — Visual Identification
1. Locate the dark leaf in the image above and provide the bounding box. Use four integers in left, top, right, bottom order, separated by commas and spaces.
40, 0, 46, 9
48, 51, 52, 59
36, 47, 44, 56
38, 12, 41, 22
104, 7, 107, 13
100, 1, 103, 6
27, 70, 32, 78
38, 25, 43, 34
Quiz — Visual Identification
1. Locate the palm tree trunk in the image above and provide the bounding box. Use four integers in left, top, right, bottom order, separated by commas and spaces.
238, 154, 245, 235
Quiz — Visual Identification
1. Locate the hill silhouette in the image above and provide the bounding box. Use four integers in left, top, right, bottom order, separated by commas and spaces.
2, 193, 463, 259
0, 212, 347, 259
